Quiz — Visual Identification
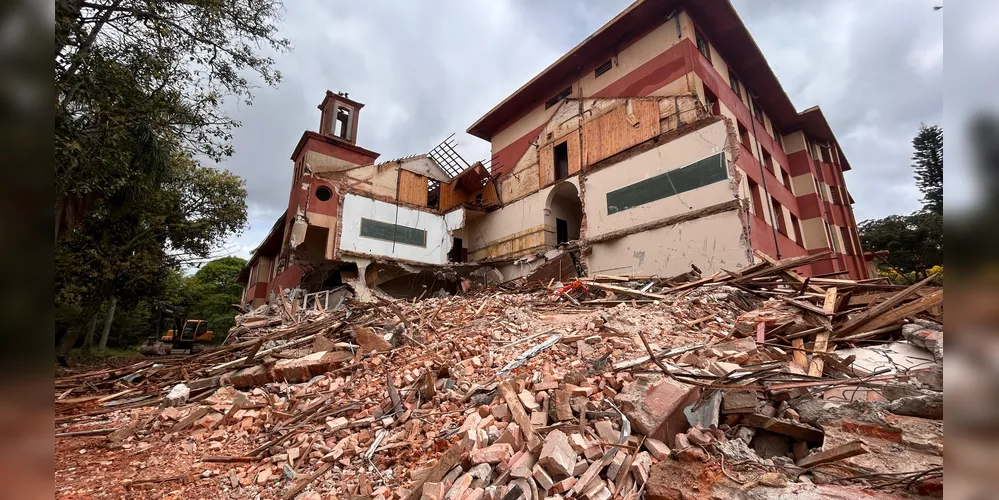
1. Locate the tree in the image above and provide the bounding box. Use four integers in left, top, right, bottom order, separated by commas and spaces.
55, 0, 289, 238
55, 157, 247, 363
185, 256, 247, 340
912, 124, 943, 215
858, 212, 942, 280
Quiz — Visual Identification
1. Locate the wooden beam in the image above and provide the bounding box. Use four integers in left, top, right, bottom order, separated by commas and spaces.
833, 273, 939, 338
795, 441, 870, 468
741, 414, 824, 443
585, 281, 666, 300
840, 289, 943, 337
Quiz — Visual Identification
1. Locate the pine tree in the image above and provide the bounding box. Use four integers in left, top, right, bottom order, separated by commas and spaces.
912, 124, 943, 215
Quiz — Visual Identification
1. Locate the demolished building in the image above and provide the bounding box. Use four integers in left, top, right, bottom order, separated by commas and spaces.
238, 0, 869, 309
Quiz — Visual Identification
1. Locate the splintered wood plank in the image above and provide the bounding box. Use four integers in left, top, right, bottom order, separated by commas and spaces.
790, 339, 808, 371
822, 288, 838, 314
807, 332, 830, 377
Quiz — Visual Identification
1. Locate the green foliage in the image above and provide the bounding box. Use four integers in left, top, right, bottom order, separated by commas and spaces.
54, 0, 283, 363
55, 0, 289, 237
185, 256, 248, 341
859, 211, 943, 279
912, 124, 943, 215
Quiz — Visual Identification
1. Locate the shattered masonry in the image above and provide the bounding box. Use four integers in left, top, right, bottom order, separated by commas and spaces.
56, 254, 943, 498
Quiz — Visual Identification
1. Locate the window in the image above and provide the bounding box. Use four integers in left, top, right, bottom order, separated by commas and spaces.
790, 214, 804, 246
818, 145, 831, 163
750, 96, 763, 122
553, 141, 569, 180
315, 186, 333, 202
776, 134, 785, 152
334, 107, 351, 139
748, 178, 764, 217
738, 122, 751, 149
556, 219, 569, 245
594, 59, 612, 78
771, 197, 787, 235
695, 30, 710, 61
762, 150, 774, 173
840, 227, 855, 255
729, 71, 742, 101
781, 169, 793, 192
545, 86, 572, 109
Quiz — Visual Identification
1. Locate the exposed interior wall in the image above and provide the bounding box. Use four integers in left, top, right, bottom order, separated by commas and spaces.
583, 120, 736, 238
397, 169, 428, 207
586, 210, 751, 277
581, 99, 661, 166
333, 163, 399, 200
464, 179, 577, 261
305, 150, 362, 174
337, 193, 463, 265
489, 10, 695, 160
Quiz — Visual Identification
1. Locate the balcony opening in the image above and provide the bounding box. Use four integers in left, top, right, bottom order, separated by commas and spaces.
781, 169, 792, 191
762, 150, 774, 173
703, 86, 720, 116
546, 182, 582, 247
553, 141, 569, 181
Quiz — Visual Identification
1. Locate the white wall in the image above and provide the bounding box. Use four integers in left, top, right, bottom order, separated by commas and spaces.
586, 211, 752, 277
339, 193, 464, 264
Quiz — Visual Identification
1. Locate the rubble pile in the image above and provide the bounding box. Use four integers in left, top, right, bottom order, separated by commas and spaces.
55, 251, 944, 499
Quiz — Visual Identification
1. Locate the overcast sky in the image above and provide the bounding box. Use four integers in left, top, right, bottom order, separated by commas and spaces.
214, 0, 948, 260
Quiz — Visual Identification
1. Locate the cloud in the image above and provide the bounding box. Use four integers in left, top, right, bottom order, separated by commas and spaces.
215, 0, 945, 258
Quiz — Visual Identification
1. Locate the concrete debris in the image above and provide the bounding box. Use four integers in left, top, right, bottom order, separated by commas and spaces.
55, 254, 943, 499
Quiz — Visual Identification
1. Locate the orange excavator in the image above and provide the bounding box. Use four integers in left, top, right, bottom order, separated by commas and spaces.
139, 303, 214, 355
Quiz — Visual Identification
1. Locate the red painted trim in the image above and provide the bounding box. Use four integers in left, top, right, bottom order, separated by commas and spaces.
736, 143, 797, 211
268, 265, 305, 298
797, 193, 822, 219
749, 213, 807, 263
591, 42, 688, 98
490, 123, 547, 176
291, 131, 380, 164
787, 150, 813, 177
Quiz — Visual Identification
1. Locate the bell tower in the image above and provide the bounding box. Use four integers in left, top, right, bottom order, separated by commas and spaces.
318, 90, 364, 144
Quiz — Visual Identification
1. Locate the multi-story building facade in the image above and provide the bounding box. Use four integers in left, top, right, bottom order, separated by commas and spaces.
467, 0, 867, 280
238, 0, 867, 308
